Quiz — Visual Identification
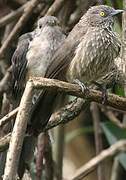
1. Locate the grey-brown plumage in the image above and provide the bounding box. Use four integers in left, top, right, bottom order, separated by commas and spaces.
0, 16, 66, 179
66, 6, 121, 85
30, 5, 123, 132
17, 16, 66, 179
46, 5, 122, 84
12, 16, 66, 98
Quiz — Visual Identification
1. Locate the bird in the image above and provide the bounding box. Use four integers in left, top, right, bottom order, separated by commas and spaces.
29, 5, 123, 133
11, 16, 66, 101
0, 15, 66, 179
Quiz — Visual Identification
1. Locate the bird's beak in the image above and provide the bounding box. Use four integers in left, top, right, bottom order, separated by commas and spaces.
111, 9, 123, 16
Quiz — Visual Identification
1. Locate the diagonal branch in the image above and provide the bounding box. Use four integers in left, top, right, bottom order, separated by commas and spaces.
0, 98, 85, 152
46, 0, 67, 16
3, 81, 34, 180
0, 0, 40, 58
0, 107, 19, 128
0, 3, 25, 28
69, 140, 126, 180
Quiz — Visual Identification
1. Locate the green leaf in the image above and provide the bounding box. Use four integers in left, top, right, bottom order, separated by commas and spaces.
113, 84, 125, 97
101, 122, 126, 169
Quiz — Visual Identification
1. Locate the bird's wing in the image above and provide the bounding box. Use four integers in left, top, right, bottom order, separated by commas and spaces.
46, 40, 78, 79
11, 33, 33, 98
30, 39, 80, 131
30, 18, 89, 131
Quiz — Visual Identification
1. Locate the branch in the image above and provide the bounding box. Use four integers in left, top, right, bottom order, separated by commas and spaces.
0, 0, 40, 58
0, 76, 125, 158
102, 108, 125, 128
69, 140, 126, 180
0, 98, 85, 152
10, 0, 27, 5
0, 3, 25, 28
46, 0, 67, 15
3, 81, 34, 180
0, 76, 125, 129
31, 77, 126, 111
45, 98, 85, 131
0, 133, 11, 152
0, 107, 18, 128
91, 103, 105, 180
0, 66, 12, 94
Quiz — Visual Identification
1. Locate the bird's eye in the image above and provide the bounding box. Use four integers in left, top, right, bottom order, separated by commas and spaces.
99, 11, 106, 17
39, 25, 42, 28
51, 20, 56, 25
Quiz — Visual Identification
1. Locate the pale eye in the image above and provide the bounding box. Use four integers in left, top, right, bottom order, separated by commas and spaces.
51, 20, 55, 25
99, 11, 106, 17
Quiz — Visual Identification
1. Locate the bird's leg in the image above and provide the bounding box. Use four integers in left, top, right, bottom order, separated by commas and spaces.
73, 79, 89, 94
92, 81, 107, 104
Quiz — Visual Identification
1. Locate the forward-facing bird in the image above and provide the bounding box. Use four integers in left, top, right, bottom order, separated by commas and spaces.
30, 5, 123, 133
12, 16, 66, 100
0, 16, 66, 179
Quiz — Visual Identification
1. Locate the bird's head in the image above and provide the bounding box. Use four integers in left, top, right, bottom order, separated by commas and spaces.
85, 5, 123, 28
37, 16, 60, 29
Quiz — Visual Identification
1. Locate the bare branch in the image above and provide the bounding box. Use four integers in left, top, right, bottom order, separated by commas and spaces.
0, 0, 40, 58
0, 4, 25, 28
46, 0, 67, 16
31, 77, 126, 111
91, 103, 105, 180
0, 67, 12, 94
102, 109, 125, 128
0, 133, 11, 152
0, 98, 85, 153
3, 81, 34, 180
10, 0, 27, 5
69, 140, 126, 180
0, 107, 18, 128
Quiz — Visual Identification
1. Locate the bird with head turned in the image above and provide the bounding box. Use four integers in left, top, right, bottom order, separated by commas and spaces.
66, 5, 122, 86
29, 5, 123, 133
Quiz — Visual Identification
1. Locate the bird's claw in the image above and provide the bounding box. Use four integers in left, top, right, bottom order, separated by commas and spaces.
73, 79, 89, 94
92, 81, 107, 104
101, 87, 108, 104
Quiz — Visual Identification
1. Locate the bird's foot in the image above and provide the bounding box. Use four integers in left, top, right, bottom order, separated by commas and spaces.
92, 81, 107, 104
73, 79, 89, 94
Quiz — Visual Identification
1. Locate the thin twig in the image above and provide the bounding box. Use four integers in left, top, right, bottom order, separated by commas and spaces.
0, 133, 11, 152
44, 133, 54, 180
36, 133, 46, 180
69, 140, 126, 180
3, 81, 34, 180
0, 4, 25, 28
55, 125, 65, 180
10, 0, 27, 5
103, 110, 125, 128
0, 0, 40, 58
46, 0, 67, 16
91, 103, 105, 180
0, 107, 18, 128
0, 66, 12, 94
110, 157, 123, 180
